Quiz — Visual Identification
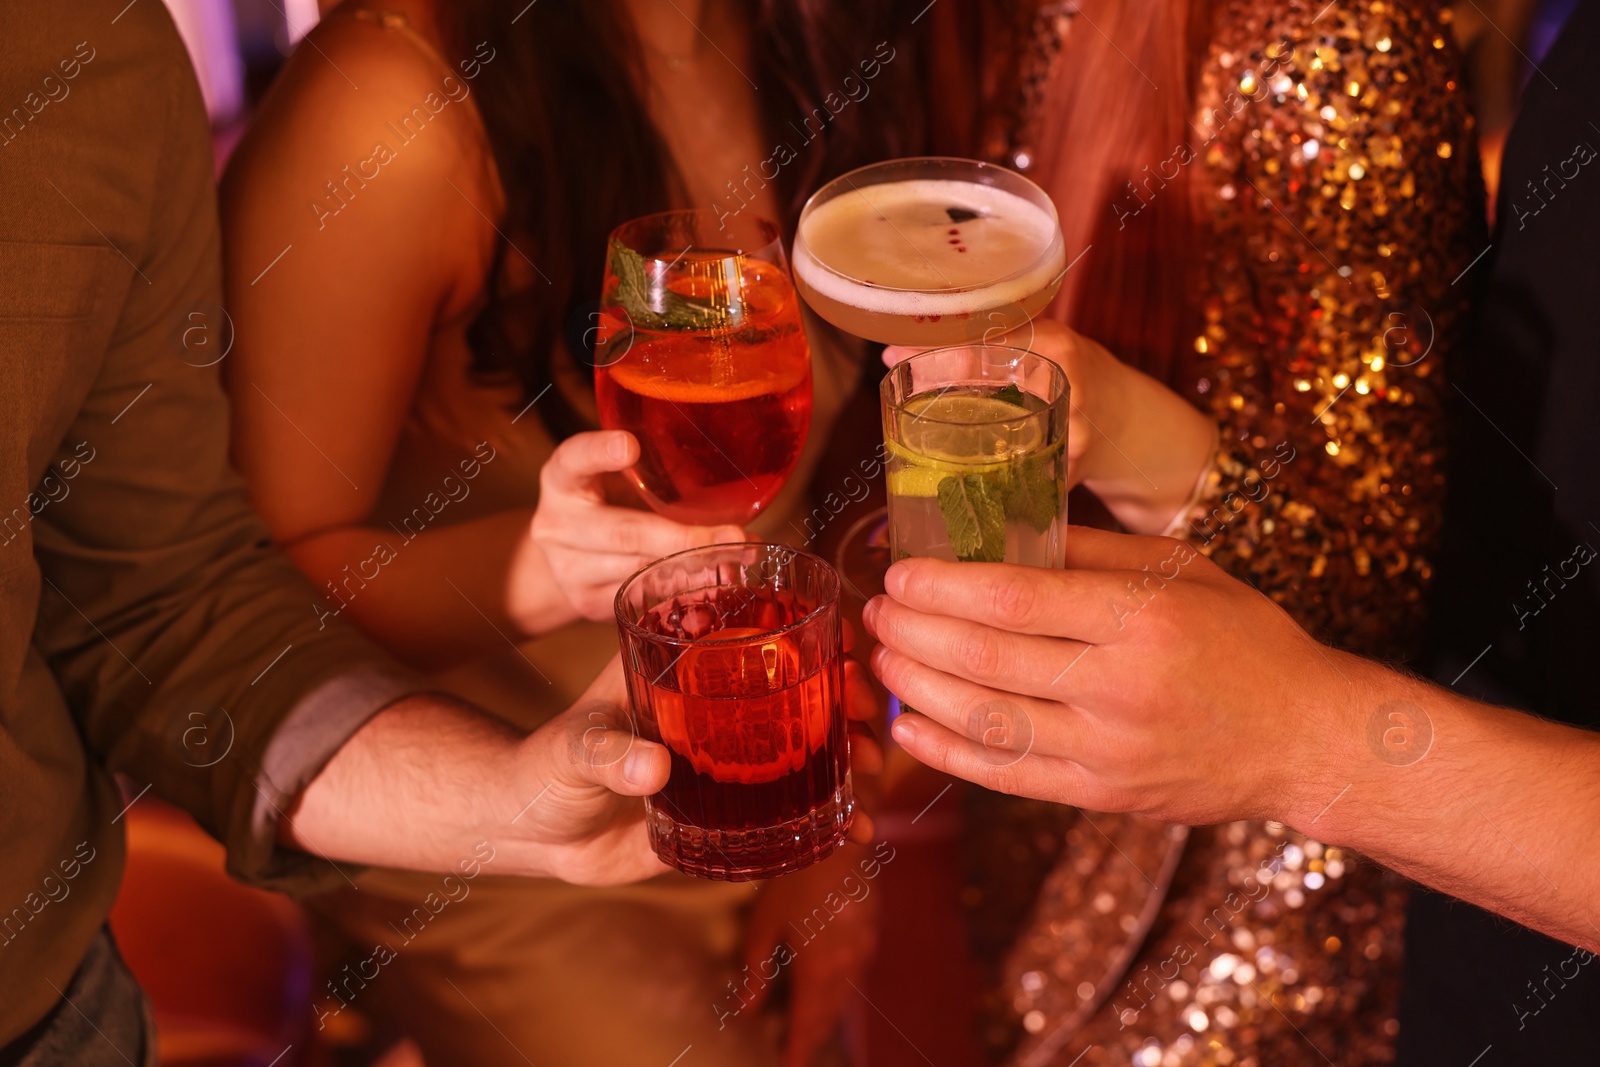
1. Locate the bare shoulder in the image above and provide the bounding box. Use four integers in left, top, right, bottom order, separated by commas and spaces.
220, 0, 502, 311
220, 0, 499, 233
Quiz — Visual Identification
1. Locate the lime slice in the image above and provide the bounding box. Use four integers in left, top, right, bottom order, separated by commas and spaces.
886, 462, 946, 497
900, 394, 1040, 460
887, 392, 1043, 485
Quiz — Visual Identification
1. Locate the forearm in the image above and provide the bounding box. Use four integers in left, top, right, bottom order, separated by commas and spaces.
279, 693, 552, 876
284, 509, 576, 669
1082, 368, 1216, 535
1286, 654, 1600, 951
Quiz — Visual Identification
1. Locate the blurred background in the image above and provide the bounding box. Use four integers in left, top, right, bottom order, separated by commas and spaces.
162, 0, 324, 164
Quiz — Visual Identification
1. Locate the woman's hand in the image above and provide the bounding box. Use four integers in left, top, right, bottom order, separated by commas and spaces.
734, 647, 883, 1066
523, 430, 747, 625
884, 320, 1217, 534
742, 842, 883, 1067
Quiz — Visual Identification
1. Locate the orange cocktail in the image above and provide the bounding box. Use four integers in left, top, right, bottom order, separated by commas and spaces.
616, 543, 851, 881
595, 212, 812, 527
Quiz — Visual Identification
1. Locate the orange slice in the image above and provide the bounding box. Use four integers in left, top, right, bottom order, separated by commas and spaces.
651, 629, 834, 785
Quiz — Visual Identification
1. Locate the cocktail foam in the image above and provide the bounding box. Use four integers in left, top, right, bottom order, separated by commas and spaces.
794, 179, 1065, 320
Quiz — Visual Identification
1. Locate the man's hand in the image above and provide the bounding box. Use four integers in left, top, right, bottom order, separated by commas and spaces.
491, 657, 674, 885
862, 526, 1355, 827
506, 651, 883, 880
863, 526, 1600, 952
283, 656, 673, 886
286, 647, 885, 889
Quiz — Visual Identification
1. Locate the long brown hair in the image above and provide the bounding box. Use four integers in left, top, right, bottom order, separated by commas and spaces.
440, 0, 935, 438
951, 0, 1211, 386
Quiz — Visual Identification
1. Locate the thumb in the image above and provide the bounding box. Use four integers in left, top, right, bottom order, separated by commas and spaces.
556, 698, 671, 796
550, 657, 668, 796
543, 430, 638, 497
881, 344, 926, 368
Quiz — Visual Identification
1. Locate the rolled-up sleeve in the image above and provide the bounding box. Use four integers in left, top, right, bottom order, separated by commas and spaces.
26, 15, 426, 896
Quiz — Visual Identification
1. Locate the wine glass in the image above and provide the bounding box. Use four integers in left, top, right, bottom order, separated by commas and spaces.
594, 209, 813, 527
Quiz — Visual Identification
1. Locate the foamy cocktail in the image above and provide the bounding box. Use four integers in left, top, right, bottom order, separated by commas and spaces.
792, 158, 1066, 347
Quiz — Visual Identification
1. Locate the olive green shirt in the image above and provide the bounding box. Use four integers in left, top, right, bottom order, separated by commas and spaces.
0, 1, 422, 1044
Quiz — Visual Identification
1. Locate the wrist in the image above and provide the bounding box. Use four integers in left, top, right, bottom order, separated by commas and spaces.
1085, 458, 1210, 536
281, 694, 538, 873
507, 535, 582, 634
468, 728, 566, 878
1081, 374, 1216, 535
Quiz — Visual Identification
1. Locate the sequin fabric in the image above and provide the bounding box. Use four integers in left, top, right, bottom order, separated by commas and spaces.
1182, 0, 1481, 657
969, 2, 1482, 1064
998, 1, 1079, 173
993, 816, 1409, 1066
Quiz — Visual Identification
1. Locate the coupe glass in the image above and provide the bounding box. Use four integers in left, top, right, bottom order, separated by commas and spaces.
792, 156, 1066, 347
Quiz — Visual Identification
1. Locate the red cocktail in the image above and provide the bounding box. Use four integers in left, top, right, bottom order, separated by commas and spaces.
595, 212, 812, 527
616, 543, 852, 880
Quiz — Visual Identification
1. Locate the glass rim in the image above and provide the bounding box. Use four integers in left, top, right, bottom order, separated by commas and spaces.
607, 208, 782, 261
795, 156, 1064, 296
882, 345, 1070, 426
613, 541, 840, 647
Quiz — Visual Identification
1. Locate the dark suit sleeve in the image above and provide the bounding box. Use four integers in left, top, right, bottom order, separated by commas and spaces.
26, 9, 425, 896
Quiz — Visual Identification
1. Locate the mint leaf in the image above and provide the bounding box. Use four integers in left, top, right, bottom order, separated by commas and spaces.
937, 475, 982, 558
992, 383, 1026, 408
609, 239, 725, 330
937, 474, 1006, 562
1003, 449, 1062, 534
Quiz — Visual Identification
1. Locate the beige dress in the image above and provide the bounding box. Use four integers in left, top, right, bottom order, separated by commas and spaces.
297, 15, 867, 1067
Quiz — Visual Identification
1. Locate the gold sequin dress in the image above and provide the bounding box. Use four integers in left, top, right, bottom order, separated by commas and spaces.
969, 2, 1484, 1064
